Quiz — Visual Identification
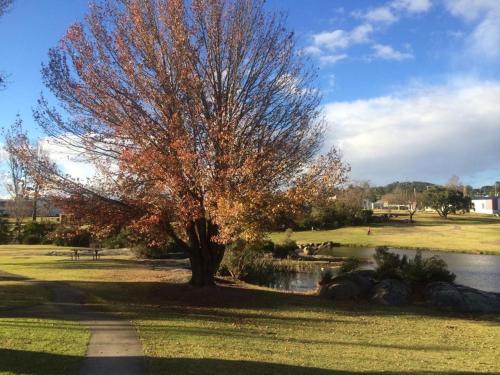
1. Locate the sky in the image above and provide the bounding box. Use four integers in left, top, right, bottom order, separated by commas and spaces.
0, 0, 499, 188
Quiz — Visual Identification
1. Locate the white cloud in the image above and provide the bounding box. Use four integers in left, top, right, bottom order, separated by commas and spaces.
445, 0, 500, 61
364, 7, 398, 24
311, 24, 373, 52
39, 137, 96, 182
372, 44, 413, 61
392, 0, 432, 13
444, 0, 498, 22
319, 54, 348, 65
323, 79, 500, 185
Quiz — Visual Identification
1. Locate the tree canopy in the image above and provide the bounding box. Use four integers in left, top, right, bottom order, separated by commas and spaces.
422, 186, 471, 218
10, 0, 347, 286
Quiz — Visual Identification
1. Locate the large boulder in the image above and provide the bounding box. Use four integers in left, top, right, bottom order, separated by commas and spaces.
319, 279, 361, 300
425, 282, 500, 313
371, 279, 411, 305
319, 271, 375, 300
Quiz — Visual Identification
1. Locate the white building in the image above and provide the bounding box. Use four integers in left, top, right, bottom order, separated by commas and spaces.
472, 197, 500, 215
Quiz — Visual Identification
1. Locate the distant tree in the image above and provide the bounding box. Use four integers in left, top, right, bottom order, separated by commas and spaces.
382, 187, 421, 223
422, 186, 471, 218
10, 0, 348, 286
4, 118, 45, 227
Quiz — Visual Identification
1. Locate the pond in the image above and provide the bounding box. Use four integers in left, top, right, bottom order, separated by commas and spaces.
263, 247, 500, 293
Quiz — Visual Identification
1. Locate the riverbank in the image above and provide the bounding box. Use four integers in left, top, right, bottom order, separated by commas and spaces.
0, 246, 499, 374
269, 212, 500, 255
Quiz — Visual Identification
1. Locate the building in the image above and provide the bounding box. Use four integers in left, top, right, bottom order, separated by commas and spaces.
472, 197, 500, 215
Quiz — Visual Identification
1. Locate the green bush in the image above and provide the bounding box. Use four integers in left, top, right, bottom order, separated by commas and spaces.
374, 247, 455, 284
49, 226, 92, 247
21, 222, 54, 245
339, 256, 362, 274
404, 252, 455, 283
131, 239, 183, 259
219, 239, 266, 279
102, 229, 130, 249
272, 239, 297, 259
0, 217, 10, 244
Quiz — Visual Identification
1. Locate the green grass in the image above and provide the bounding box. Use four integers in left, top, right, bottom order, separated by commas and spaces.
270, 212, 500, 254
1, 246, 499, 374
0, 317, 89, 375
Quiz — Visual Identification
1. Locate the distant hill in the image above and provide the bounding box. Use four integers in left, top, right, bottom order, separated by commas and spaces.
371, 181, 436, 200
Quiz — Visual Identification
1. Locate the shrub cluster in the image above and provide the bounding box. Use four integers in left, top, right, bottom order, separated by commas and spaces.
131, 239, 184, 259
20, 222, 56, 245
374, 246, 455, 284
218, 239, 290, 286
47, 225, 92, 247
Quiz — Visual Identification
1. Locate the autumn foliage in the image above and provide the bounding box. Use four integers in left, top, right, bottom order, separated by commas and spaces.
10, 0, 348, 286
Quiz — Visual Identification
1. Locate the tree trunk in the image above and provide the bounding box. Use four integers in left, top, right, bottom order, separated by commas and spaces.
186, 219, 225, 287
31, 183, 39, 222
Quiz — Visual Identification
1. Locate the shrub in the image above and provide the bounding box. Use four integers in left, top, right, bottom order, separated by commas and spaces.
131, 239, 183, 259
404, 252, 455, 284
0, 217, 10, 244
374, 247, 455, 284
102, 229, 130, 249
374, 246, 407, 280
339, 256, 362, 274
49, 225, 92, 247
219, 239, 266, 279
272, 240, 297, 259
21, 222, 54, 245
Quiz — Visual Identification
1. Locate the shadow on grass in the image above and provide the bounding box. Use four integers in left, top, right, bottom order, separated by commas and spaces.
0, 349, 485, 375
2, 279, 498, 324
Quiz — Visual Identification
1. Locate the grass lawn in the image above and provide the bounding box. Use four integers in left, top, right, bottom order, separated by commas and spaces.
0, 251, 89, 375
1, 245, 499, 374
269, 212, 500, 255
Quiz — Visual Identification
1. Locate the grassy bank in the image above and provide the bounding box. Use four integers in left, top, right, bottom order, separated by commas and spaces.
0, 246, 499, 374
269, 212, 500, 255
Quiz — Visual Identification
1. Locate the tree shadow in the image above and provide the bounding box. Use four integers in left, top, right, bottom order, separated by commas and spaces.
1, 278, 498, 325
0, 349, 486, 375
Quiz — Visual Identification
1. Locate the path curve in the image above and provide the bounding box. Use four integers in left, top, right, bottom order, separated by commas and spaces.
0, 271, 147, 375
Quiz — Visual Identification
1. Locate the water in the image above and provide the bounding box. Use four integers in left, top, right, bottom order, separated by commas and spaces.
265, 247, 500, 293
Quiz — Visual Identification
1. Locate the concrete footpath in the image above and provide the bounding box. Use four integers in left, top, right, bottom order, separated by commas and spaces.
0, 271, 147, 375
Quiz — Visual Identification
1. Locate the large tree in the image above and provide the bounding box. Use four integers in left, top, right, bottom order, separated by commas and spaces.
12, 0, 347, 286
422, 186, 471, 218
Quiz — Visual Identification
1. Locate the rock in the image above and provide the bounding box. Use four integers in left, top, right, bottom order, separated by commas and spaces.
303, 246, 314, 256
425, 282, 500, 313
319, 270, 375, 300
371, 279, 411, 305
424, 282, 465, 311
319, 279, 361, 300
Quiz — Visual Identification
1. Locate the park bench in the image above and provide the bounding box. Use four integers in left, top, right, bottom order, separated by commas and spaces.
69, 246, 103, 261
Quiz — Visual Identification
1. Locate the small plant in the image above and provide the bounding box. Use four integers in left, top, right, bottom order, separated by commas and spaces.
339, 256, 362, 274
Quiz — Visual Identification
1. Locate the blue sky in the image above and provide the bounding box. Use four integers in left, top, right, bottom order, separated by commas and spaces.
0, 0, 499, 187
